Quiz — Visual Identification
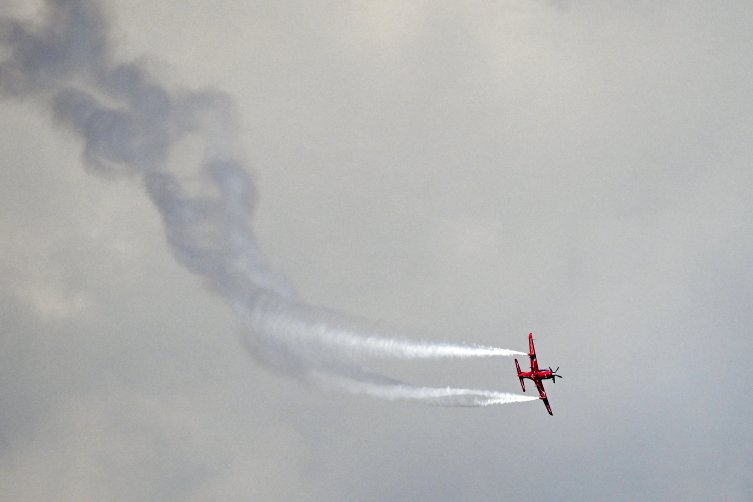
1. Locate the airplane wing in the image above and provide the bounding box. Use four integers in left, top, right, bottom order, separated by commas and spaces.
528, 333, 536, 360
535, 379, 553, 416
528, 332, 539, 372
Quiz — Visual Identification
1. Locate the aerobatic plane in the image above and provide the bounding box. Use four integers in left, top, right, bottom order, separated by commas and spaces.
514, 332, 562, 415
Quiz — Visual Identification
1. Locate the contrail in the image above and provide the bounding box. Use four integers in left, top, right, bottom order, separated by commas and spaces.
0, 0, 527, 405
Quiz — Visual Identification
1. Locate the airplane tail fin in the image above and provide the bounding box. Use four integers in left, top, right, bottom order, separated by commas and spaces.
515, 358, 525, 392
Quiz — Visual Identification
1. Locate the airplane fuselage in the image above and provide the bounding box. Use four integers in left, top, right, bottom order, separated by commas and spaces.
519, 370, 554, 381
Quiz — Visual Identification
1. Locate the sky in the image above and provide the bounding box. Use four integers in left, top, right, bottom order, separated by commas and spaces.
1, 1, 753, 500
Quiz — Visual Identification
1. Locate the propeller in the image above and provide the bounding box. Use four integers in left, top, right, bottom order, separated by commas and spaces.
549, 366, 562, 383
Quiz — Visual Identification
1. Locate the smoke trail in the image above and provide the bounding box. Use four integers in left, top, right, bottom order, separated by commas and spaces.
313, 372, 539, 407
238, 296, 526, 362
0, 0, 527, 405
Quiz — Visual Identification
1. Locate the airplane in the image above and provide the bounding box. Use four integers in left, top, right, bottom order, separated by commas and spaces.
515, 332, 562, 415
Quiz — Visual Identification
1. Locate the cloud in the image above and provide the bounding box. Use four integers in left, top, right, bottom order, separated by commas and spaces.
2, 0, 753, 499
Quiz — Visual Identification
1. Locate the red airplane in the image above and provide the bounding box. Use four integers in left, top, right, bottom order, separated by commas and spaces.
515, 332, 562, 415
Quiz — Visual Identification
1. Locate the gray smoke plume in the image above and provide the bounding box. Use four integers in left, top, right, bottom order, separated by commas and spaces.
0, 0, 528, 406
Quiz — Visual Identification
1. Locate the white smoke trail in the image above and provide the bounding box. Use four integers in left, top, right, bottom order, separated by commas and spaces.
313, 372, 539, 407
239, 296, 526, 362
0, 0, 526, 405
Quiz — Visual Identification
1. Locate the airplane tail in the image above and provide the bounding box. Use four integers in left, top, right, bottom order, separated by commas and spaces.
514, 358, 525, 392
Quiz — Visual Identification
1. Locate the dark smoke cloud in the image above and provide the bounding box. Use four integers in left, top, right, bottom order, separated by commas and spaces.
0, 0, 526, 406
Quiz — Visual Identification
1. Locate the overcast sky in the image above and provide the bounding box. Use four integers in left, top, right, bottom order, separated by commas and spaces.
2, 1, 753, 500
